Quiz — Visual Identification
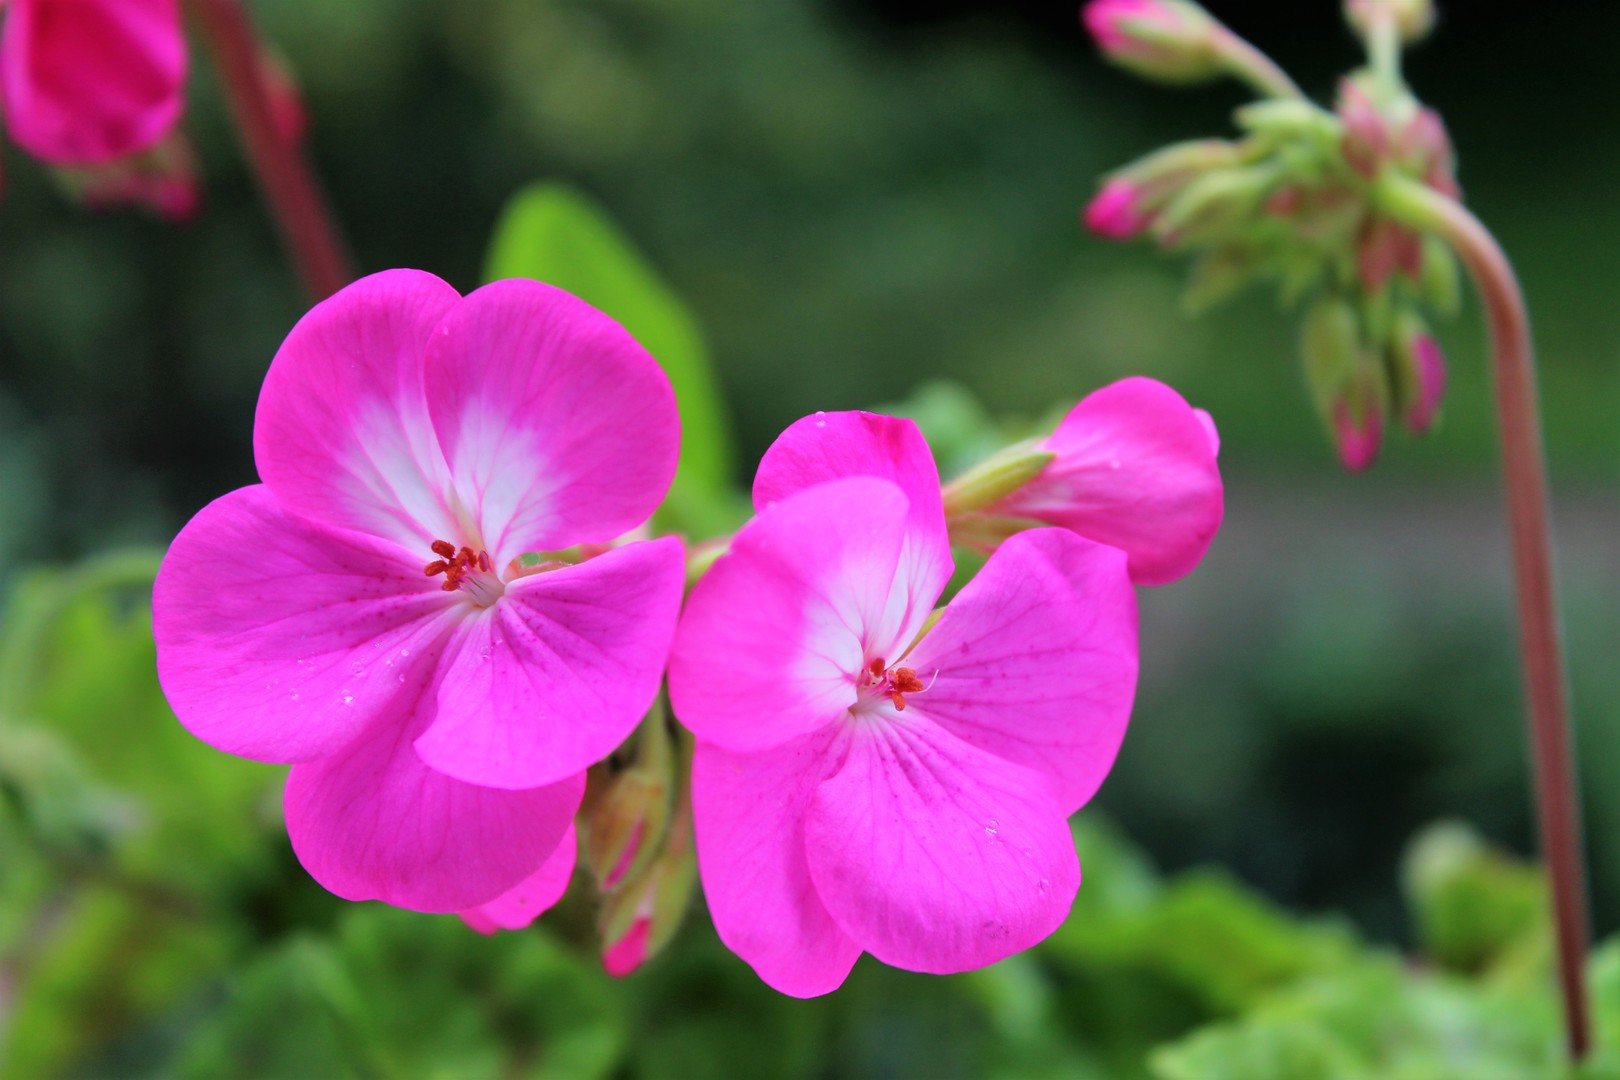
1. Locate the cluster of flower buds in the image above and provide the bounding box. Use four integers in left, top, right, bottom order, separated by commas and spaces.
1080, 0, 1453, 470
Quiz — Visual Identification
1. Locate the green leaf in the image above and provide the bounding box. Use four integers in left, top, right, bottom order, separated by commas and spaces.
483, 183, 735, 535
1403, 821, 1549, 975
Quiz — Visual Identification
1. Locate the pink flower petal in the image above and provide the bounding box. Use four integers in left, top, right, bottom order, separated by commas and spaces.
804, 719, 1080, 975
999, 377, 1223, 586
0, 0, 186, 165
254, 269, 463, 551
752, 411, 949, 600
153, 485, 461, 764
459, 824, 577, 934
670, 478, 948, 754
906, 528, 1138, 815
692, 732, 862, 997
414, 537, 686, 790
284, 680, 585, 913
422, 279, 679, 563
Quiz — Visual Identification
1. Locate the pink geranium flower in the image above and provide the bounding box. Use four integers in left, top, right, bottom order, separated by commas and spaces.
0, 0, 187, 166
983, 377, 1224, 585
153, 270, 685, 913
669, 413, 1138, 996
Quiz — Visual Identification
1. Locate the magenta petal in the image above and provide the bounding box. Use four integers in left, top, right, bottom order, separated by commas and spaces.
692, 732, 862, 997
906, 529, 1138, 814
153, 485, 460, 764
0, 0, 186, 165
422, 279, 679, 561
752, 410, 949, 597
414, 537, 686, 790
285, 693, 585, 913
670, 478, 948, 754
459, 824, 577, 934
254, 270, 463, 550
805, 720, 1080, 975
1001, 377, 1224, 586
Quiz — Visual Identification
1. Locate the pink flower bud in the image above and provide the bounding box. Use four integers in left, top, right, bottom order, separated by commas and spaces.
1333, 396, 1383, 472
1083, 179, 1151, 239
602, 913, 652, 978
1081, 0, 1223, 84
1398, 107, 1459, 198
1402, 334, 1447, 434
1356, 217, 1422, 291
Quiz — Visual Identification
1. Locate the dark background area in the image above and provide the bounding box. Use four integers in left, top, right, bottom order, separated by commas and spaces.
1, 0, 1616, 974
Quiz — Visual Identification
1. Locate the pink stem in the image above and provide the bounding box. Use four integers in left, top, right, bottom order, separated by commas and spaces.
1382, 175, 1591, 1060
186, 0, 353, 300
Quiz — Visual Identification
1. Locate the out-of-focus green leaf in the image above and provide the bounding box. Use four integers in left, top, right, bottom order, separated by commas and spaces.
1148, 959, 1563, 1080
1403, 820, 1548, 975
483, 183, 736, 536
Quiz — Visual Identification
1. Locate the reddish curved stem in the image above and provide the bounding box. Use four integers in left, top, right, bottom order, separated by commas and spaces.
187, 0, 353, 300
1381, 175, 1591, 1061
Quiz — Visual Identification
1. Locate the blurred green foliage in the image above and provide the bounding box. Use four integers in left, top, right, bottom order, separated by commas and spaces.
1, 569, 1615, 1076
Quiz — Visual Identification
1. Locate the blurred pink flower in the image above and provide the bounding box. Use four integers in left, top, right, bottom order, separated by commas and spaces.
0, 0, 187, 166
983, 378, 1224, 585
153, 270, 685, 913
670, 414, 1138, 996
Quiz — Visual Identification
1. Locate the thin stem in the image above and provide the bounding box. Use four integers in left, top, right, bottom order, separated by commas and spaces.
186, 0, 353, 300
1214, 29, 1306, 101
1378, 174, 1591, 1060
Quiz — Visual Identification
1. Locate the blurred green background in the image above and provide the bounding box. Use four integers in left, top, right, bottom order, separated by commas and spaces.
1, 0, 1617, 1075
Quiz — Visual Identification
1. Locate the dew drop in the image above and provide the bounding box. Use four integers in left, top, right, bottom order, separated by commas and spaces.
342, 694, 354, 706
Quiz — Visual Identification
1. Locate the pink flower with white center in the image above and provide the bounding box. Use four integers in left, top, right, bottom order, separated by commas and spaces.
947, 378, 1222, 586
153, 270, 686, 913
669, 414, 1138, 996
0, 0, 186, 166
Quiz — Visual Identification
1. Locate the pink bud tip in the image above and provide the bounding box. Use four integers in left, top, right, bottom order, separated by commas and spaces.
602, 917, 652, 978
1333, 399, 1383, 472
1083, 179, 1150, 240
1404, 335, 1446, 434
1082, 0, 1157, 52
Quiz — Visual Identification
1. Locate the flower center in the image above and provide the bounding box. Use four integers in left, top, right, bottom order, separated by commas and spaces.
853, 657, 929, 714
424, 539, 505, 607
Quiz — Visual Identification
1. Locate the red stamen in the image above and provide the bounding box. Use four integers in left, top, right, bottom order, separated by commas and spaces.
478, 550, 492, 573
889, 691, 907, 711
430, 539, 456, 559
424, 559, 448, 576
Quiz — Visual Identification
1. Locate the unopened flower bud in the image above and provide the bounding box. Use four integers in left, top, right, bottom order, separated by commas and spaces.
941, 440, 1056, 516
1300, 294, 1362, 421
580, 712, 673, 892
1392, 323, 1447, 434
1337, 79, 1389, 181
1396, 107, 1458, 198
1081, 0, 1225, 84
598, 809, 696, 978
1084, 139, 1241, 239
1345, 0, 1436, 46
1355, 216, 1422, 291
1333, 392, 1383, 472
1084, 179, 1151, 240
